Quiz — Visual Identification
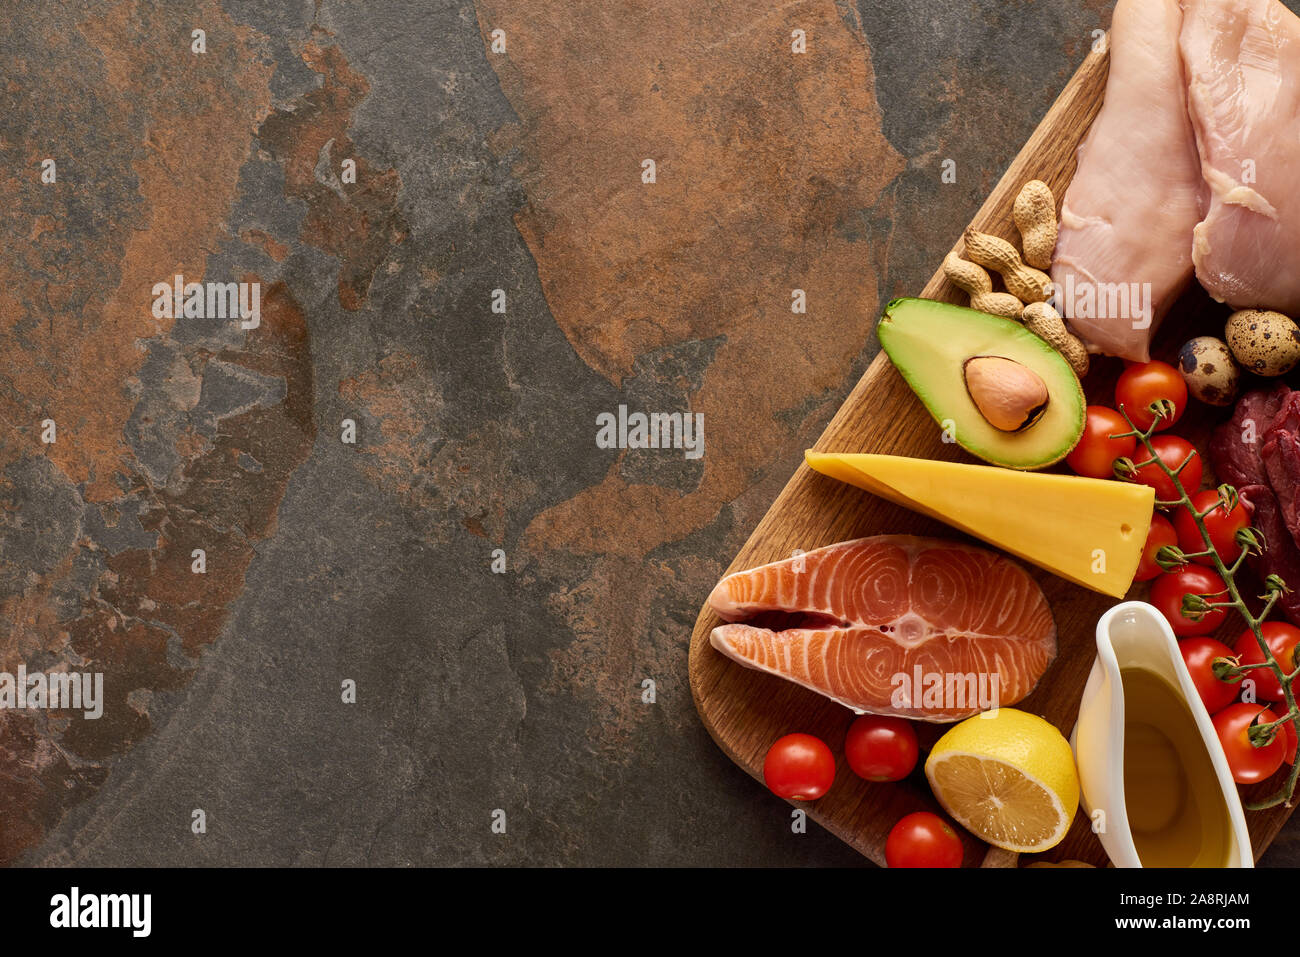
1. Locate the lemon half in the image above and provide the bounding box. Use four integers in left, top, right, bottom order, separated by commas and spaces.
924, 708, 1080, 854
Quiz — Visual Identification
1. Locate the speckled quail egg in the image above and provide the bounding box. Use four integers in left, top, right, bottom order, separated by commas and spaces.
1225, 309, 1300, 377
1177, 336, 1240, 407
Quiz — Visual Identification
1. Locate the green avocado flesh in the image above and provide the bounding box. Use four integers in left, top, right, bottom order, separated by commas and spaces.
878, 298, 1085, 470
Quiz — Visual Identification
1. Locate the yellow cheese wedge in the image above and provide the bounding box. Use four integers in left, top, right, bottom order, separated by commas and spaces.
804, 451, 1154, 599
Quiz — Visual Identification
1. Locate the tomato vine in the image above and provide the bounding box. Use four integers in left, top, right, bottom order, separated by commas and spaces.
1115, 399, 1299, 810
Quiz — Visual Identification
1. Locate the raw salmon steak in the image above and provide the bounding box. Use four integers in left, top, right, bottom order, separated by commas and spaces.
708, 536, 1056, 722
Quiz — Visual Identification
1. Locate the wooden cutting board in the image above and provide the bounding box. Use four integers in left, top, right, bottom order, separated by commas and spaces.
688, 36, 1299, 867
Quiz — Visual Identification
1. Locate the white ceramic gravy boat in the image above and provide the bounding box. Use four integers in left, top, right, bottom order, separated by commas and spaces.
1072, 601, 1253, 868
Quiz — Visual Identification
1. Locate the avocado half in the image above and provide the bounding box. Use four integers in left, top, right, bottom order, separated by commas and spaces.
878, 298, 1085, 470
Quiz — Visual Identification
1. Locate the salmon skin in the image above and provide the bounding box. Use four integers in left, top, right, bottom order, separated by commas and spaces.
708, 536, 1057, 722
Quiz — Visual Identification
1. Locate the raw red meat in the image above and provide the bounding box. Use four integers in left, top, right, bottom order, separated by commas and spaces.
1208, 384, 1290, 489
1239, 486, 1300, 625
1213, 386, 1300, 626
1263, 425, 1300, 551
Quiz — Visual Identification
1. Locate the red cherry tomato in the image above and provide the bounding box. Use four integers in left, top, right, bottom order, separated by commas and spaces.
1179, 637, 1240, 714
1116, 360, 1187, 432
1281, 714, 1299, 766
1232, 622, 1300, 704
1066, 406, 1137, 479
762, 733, 835, 801
1150, 566, 1229, 636
1136, 514, 1179, 582
885, 811, 964, 868
1213, 703, 1286, 784
1130, 435, 1202, 506
1173, 489, 1250, 567
844, 715, 918, 783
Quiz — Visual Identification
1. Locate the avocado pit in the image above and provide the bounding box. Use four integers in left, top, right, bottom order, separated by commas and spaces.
963, 356, 1049, 432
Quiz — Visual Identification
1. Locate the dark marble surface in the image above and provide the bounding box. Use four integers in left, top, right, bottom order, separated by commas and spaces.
2, 0, 1298, 866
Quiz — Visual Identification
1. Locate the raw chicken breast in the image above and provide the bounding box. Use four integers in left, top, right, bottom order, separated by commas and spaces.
1052, 0, 1207, 361
1181, 0, 1300, 313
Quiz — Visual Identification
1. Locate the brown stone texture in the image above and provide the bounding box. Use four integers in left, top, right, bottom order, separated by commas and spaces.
0, 3, 393, 864
6, 0, 1300, 868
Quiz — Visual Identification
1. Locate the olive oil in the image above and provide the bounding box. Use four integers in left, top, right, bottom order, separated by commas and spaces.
1121, 668, 1232, 867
